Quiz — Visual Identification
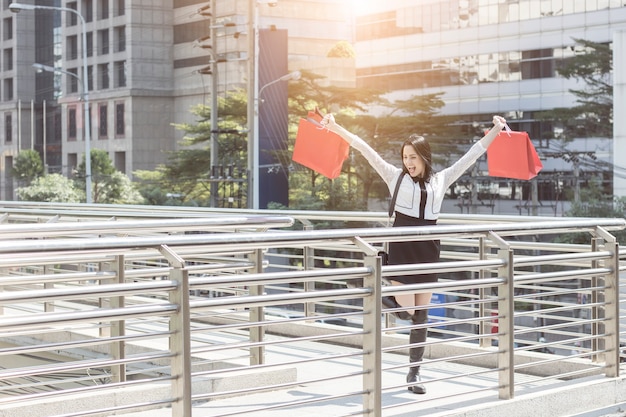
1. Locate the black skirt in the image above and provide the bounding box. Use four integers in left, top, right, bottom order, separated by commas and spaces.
388, 212, 440, 284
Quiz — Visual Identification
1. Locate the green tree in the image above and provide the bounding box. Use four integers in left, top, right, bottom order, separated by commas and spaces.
140, 70, 449, 213
17, 173, 81, 202
290, 89, 451, 209
75, 149, 143, 204
558, 177, 626, 244
327, 41, 355, 58
286, 70, 388, 210
12, 149, 45, 185
333, 93, 453, 206
149, 90, 248, 206
134, 169, 182, 206
541, 38, 612, 140
99, 171, 144, 204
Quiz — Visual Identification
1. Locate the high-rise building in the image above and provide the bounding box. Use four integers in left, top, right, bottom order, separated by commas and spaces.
352, 1, 626, 215
3, 0, 625, 215
1, 0, 352, 204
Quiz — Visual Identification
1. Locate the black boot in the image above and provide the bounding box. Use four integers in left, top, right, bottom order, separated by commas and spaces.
381, 296, 411, 320
406, 366, 425, 395
407, 308, 428, 394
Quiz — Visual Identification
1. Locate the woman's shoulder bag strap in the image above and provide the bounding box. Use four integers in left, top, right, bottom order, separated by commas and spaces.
388, 172, 404, 217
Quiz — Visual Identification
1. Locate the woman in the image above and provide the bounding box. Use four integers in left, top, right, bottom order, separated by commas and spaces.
322, 113, 507, 394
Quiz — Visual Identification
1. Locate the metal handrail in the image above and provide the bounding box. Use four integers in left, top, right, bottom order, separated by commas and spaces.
0, 206, 622, 417
0, 218, 622, 253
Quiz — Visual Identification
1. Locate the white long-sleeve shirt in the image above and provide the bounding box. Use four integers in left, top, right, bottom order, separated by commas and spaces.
350, 136, 487, 220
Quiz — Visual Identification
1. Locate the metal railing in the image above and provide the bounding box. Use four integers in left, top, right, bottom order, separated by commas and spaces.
0, 202, 624, 417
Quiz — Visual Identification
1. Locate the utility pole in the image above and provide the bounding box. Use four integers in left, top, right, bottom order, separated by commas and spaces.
209, 0, 219, 208
573, 159, 580, 203
246, 0, 256, 209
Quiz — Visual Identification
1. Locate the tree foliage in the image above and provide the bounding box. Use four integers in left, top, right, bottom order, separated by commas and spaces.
327, 41, 355, 58
558, 177, 626, 244
541, 38, 613, 140
12, 149, 44, 185
285, 70, 462, 209
17, 173, 81, 202
142, 70, 457, 212
74, 149, 144, 204
146, 91, 248, 205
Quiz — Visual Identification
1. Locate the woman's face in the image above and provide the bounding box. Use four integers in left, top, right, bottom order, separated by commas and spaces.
403, 144, 425, 178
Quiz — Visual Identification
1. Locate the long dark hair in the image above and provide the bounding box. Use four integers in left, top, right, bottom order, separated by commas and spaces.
401, 134, 433, 181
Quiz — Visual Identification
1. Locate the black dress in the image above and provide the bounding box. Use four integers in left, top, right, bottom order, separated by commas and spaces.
388, 179, 440, 284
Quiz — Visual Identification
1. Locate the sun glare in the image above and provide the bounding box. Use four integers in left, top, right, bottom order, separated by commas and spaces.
351, 0, 380, 17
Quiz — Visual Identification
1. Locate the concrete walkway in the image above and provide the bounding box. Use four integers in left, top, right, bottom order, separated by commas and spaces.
120, 334, 626, 417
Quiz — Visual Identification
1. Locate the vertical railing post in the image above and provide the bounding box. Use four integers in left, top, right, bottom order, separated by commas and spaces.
249, 248, 265, 365
362, 252, 382, 417
161, 245, 192, 417
488, 231, 515, 400
604, 238, 620, 377
477, 236, 491, 348
99, 260, 110, 338
44, 264, 53, 312
110, 254, 126, 383
594, 227, 620, 377
497, 246, 515, 400
591, 237, 602, 362
303, 224, 315, 318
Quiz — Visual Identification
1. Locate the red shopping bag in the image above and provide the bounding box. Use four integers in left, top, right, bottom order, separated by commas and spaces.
292, 111, 349, 179
486, 129, 543, 180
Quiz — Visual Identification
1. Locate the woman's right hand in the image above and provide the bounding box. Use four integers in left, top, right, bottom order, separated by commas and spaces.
319, 112, 355, 145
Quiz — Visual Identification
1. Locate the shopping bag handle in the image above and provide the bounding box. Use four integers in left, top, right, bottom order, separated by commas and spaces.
306, 107, 327, 130
503, 122, 512, 137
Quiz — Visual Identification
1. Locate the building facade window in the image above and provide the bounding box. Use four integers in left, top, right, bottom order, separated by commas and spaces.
356, 1, 626, 40
115, 0, 125, 17
114, 26, 125, 52
114, 151, 125, 173
114, 60, 126, 87
68, 68, 79, 94
68, 107, 77, 140
86, 31, 93, 57
357, 46, 577, 91
87, 65, 93, 91
67, 35, 78, 60
3, 78, 12, 101
83, 0, 93, 23
98, 63, 109, 89
4, 112, 11, 143
99, 0, 109, 19
115, 102, 124, 137
98, 103, 107, 138
98, 29, 109, 55
67, 2, 78, 26
3, 48, 12, 71
3, 17, 12, 41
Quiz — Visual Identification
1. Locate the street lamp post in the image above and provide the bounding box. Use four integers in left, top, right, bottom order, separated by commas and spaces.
254, 70, 300, 206
10, 3, 92, 203
258, 70, 301, 99
210, 0, 219, 208
247, 0, 257, 209
247, 0, 298, 209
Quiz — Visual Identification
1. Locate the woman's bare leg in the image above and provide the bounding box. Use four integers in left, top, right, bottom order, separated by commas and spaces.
393, 283, 433, 314
392, 280, 414, 316
415, 291, 431, 308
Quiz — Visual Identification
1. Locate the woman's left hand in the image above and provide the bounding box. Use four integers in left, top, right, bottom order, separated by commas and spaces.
320, 113, 336, 130
492, 115, 506, 129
